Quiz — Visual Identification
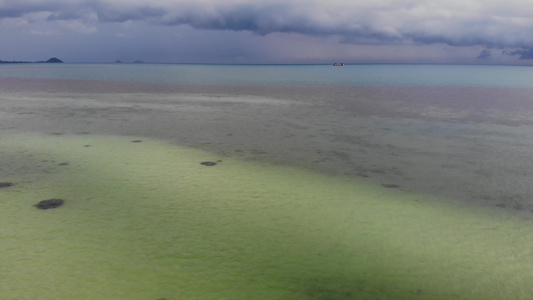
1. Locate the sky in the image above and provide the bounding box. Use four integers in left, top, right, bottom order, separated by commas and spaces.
2, 0, 533, 64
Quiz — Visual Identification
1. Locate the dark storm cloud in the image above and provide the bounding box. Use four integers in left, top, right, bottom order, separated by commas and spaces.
3, 0, 533, 56
477, 49, 491, 59
507, 49, 533, 59
160, 4, 301, 34
152, 2, 533, 51
1, 0, 166, 22
44, 2, 166, 22
159, 3, 409, 44
0, 0, 64, 18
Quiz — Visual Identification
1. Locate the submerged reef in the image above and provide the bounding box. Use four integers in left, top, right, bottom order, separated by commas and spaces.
0, 182, 13, 188
34, 199, 64, 210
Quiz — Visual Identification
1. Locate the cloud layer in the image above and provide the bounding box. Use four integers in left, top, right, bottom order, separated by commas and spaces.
2, 0, 533, 62
3, 0, 533, 48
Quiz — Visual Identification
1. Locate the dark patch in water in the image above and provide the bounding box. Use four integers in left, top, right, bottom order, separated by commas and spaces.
370, 169, 387, 174
250, 149, 267, 155
304, 277, 354, 300
58, 162, 69, 166
84, 145, 91, 147
201, 161, 217, 166
49, 132, 64, 136
131, 140, 143, 143
35, 199, 64, 210
382, 183, 400, 188
0, 182, 13, 188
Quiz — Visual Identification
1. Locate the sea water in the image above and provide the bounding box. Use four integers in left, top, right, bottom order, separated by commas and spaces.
2, 63, 533, 88
2, 135, 533, 300
2, 64, 533, 299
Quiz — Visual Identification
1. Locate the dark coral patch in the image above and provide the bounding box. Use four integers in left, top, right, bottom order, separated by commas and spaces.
35, 199, 64, 210
0, 182, 13, 188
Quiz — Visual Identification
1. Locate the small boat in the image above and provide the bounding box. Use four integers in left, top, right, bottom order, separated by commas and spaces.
333, 62, 345, 66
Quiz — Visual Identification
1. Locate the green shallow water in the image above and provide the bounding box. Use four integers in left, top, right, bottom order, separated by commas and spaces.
2, 134, 533, 299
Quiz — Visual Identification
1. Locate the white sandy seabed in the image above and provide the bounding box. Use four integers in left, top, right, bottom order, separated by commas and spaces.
2, 133, 533, 300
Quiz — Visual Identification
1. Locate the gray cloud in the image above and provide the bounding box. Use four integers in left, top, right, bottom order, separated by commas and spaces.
42, 1, 167, 22
158, 3, 411, 43
94, 5, 166, 23
507, 49, 533, 59
1, 0, 166, 22
0, 1, 64, 18
161, 4, 298, 34
151, 2, 533, 51
477, 49, 491, 59
3, 0, 533, 57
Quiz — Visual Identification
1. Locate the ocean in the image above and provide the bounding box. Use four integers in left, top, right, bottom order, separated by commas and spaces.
2, 63, 533, 87
2, 63, 533, 299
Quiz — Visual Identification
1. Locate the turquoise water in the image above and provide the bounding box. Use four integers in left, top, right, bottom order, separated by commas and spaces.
2, 63, 533, 87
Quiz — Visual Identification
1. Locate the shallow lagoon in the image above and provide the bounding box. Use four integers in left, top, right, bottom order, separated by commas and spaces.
3, 72, 533, 299
2, 134, 533, 299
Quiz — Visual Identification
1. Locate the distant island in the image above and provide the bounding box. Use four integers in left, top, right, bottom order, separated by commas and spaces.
115, 60, 144, 63
0, 57, 63, 64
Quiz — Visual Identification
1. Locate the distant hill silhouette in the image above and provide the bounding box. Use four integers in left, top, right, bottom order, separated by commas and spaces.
0, 57, 63, 64
45, 57, 63, 63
